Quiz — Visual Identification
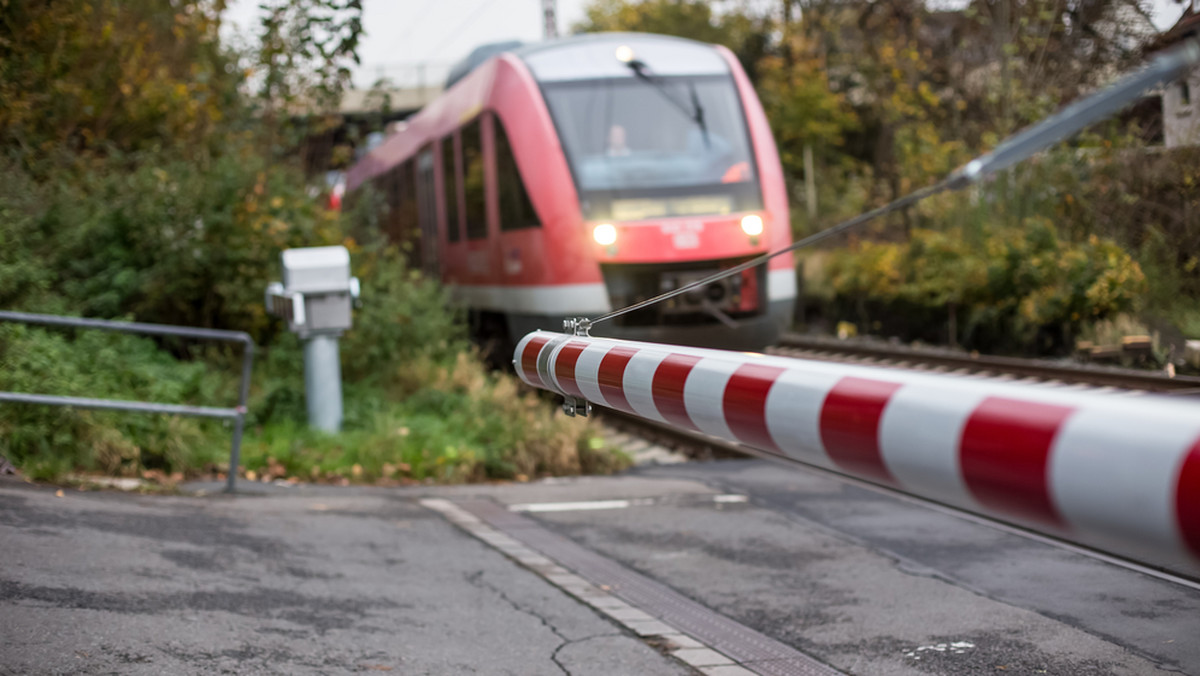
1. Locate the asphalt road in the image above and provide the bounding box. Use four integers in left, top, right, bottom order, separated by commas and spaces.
2, 458, 1199, 675
0, 477, 687, 675
534, 461, 1200, 675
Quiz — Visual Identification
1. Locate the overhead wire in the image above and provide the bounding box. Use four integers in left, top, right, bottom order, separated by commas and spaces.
426, 0, 506, 59
392, 0, 441, 49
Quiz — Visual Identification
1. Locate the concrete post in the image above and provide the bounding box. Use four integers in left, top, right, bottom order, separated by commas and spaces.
303, 333, 344, 433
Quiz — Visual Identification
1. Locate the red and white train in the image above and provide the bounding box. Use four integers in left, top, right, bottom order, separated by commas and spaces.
345, 32, 796, 350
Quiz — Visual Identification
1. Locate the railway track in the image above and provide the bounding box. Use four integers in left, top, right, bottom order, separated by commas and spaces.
772, 332, 1200, 396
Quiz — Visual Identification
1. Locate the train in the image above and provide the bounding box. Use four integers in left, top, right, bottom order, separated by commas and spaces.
344, 32, 796, 352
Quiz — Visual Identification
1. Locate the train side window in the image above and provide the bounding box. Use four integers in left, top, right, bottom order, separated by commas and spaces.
494, 115, 540, 231
417, 147, 439, 277
462, 119, 487, 240
442, 134, 460, 243
382, 165, 403, 243
397, 159, 418, 247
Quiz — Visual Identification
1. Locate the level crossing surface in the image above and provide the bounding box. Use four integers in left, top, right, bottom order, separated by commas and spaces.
1, 459, 1196, 675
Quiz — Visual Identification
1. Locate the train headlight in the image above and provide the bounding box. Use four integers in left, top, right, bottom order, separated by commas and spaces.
740, 214, 764, 237
593, 223, 618, 246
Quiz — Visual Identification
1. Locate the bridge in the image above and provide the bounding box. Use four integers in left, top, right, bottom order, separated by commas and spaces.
340, 62, 453, 117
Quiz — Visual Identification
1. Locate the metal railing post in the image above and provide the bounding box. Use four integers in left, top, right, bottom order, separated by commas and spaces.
228, 336, 255, 493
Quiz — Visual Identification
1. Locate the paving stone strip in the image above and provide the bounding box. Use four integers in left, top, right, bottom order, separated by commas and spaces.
421, 497, 843, 676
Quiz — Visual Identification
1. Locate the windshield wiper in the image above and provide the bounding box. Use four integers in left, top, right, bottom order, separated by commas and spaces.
623, 58, 710, 148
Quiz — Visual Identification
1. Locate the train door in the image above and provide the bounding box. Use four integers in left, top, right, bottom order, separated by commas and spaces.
383, 160, 419, 268
441, 132, 464, 285
416, 146, 439, 278
490, 112, 545, 291
461, 116, 494, 285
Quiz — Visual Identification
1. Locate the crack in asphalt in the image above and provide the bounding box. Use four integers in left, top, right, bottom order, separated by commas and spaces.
463, 569, 622, 676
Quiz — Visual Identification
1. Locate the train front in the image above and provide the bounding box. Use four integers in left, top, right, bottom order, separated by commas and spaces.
520, 34, 796, 350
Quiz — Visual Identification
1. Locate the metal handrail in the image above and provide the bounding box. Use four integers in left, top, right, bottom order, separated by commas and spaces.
0, 311, 254, 492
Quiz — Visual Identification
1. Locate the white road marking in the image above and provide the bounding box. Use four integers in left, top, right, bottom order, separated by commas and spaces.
904, 641, 975, 659
509, 499, 638, 512
507, 494, 748, 512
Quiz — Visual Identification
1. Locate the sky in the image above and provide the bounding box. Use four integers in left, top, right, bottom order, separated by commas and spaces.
222, 0, 593, 87
222, 0, 1192, 89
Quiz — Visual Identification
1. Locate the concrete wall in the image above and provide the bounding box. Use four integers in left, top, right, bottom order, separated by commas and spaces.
1164, 68, 1200, 147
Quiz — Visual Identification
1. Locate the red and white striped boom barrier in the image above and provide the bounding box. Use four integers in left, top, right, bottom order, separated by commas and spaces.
515, 331, 1200, 577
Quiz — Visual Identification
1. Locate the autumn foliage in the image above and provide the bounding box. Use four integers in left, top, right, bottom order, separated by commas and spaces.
0, 0, 622, 484
576, 0, 1198, 354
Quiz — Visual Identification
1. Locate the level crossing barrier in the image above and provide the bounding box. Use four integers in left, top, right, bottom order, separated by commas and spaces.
515, 331, 1200, 577
0, 311, 254, 492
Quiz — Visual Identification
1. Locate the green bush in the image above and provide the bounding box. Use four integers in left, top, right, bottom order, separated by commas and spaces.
241, 353, 626, 485
0, 155, 626, 484
1, 149, 341, 339
0, 0, 626, 486
826, 218, 1146, 353
0, 324, 232, 480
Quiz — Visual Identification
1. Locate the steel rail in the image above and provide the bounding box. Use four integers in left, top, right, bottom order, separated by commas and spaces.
773, 334, 1200, 395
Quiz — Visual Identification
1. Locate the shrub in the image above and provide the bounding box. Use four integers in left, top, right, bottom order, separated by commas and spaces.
826, 219, 1145, 353
0, 324, 232, 480
240, 352, 627, 484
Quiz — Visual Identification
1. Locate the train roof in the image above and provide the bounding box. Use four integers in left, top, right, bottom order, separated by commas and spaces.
348, 32, 736, 192
444, 40, 525, 89
445, 32, 730, 88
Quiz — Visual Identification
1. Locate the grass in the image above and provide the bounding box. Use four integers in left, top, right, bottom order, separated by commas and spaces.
0, 268, 631, 487
237, 353, 629, 486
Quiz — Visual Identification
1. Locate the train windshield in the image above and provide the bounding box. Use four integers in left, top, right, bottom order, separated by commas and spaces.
542, 75, 762, 222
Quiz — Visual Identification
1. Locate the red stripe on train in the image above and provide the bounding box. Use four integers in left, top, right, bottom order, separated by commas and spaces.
1175, 437, 1200, 560
725, 363, 785, 452
652, 354, 701, 431
554, 341, 588, 398
960, 397, 1072, 528
521, 336, 550, 389
597, 347, 639, 413
819, 377, 902, 484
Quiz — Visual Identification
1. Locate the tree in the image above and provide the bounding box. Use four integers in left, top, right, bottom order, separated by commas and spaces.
0, 0, 238, 162
254, 0, 364, 114
573, 0, 773, 82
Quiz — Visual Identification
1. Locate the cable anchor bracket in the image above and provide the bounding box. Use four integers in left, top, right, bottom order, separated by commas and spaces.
560, 318, 593, 417
563, 317, 592, 336
562, 395, 592, 418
